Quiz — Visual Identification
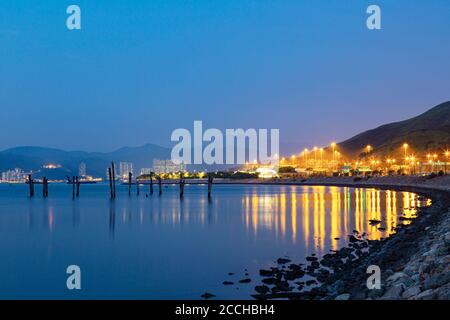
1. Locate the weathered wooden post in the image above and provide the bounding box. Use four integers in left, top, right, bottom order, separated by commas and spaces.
28, 174, 34, 197
150, 172, 154, 195
179, 172, 185, 198
208, 174, 213, 199
72, 176, 75, 199
76, 176, 80, 197
181, 179, 185, 198
137, 180, 140, 196
157, 176, 162, 196
128, 172, 132, 196
108, 167, 114, 199
42, 177, 48, 198
111, 162, 116, 198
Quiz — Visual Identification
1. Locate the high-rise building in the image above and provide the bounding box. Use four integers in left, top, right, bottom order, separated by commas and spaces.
1, 168, 26, 183
152, 159, 186, 174
119, 162, 133, 180
79, 162, 87, 177
140, 168, 152, 175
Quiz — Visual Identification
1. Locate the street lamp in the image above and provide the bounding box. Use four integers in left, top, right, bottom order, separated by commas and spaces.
331, 142, 336, 161
319, 148, 324, 166
403, 143, 409, 171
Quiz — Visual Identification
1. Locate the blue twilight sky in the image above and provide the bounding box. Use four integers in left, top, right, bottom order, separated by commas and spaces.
0, 0, 449, 153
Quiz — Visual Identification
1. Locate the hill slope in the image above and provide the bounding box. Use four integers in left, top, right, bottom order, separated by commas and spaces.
0, 144, 170, 178
338, 101, 450, 159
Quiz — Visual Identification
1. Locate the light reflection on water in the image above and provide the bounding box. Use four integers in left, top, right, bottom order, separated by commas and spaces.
242, 186, 428, 255
0, 184, 429, 299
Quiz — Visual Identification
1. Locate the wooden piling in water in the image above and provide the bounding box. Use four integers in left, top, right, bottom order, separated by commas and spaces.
76, 176, 80, 197
108, 167, 114, 199
72, 176, 75, 199
137, 180, 140, 196
111, 162, 116, 198
179, 172, 185, 198
128, 172, 132, 197
150, 172, 154, 195
180, 179, 185, 198
42, 177, 48, 198
157, 176, 162, 196
208, 174, 213, 199
28, 174, 34, 197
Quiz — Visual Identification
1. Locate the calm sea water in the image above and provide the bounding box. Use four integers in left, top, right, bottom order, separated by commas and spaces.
0, 183, 428, 299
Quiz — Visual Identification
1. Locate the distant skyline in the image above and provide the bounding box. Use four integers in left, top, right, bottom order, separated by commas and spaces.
1, 1, 449, 154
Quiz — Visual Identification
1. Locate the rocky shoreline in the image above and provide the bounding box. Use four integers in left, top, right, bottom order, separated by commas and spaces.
251, 176, 450, 300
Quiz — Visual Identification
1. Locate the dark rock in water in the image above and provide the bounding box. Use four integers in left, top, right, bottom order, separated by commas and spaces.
277, 258, 291, 264
378, 227, 386, 231
255, 285, 270, 294
271, 286, 282, 293
353, 230, 359, 234
334, 237, 340, 240
245, 273, 249, 276
284, 269, 305, 281
228, 272, 234, 276
369, 219, 382, 226
274, 280, 291, 292
288, 264, 302, 271
306, 256, 318, 262
239, 278, 252, 284
201, 292, 215, 299
222, 281, 234, 285
311, 253, 316, 256
318, 268, 330, 275
259, 269, 274, 277
399, 216, 414, 221
349, 235, 359, 243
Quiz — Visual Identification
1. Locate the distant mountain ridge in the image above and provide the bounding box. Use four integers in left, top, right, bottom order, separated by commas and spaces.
0, 144, 171, 178
337, 101, 450, 159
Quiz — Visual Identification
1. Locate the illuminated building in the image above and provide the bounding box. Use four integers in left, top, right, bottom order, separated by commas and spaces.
119, 162, 134, 180
153, 159, 186, 174
79, 162, 87, 177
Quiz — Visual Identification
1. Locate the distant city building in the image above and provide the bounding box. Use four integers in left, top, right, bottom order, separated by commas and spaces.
79, 162, 87, 177
140, 168, 152, 175
152, 159, 186, 174
1, 168, 26, 183
119, 162, 134, 180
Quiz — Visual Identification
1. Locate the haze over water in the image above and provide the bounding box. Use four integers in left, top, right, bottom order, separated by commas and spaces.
0, 184, 428, 299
